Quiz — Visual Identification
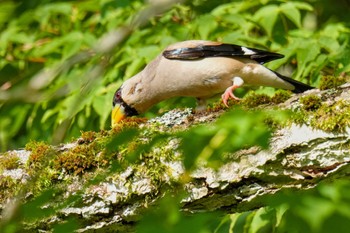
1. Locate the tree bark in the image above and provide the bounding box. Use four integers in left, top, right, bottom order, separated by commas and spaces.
1, 85, 350, 232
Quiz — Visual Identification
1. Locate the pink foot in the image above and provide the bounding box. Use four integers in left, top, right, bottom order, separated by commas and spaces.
221, 85, 240, 107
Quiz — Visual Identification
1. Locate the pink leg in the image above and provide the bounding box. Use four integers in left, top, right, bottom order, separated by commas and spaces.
221, 85, 241, 107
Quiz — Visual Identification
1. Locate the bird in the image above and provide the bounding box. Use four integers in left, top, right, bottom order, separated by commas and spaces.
112, 40, 313, 125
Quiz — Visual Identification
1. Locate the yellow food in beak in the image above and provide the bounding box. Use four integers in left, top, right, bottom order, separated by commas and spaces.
112, 104, 126, 126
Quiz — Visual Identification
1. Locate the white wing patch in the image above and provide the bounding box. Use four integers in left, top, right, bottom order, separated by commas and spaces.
242, 47, 256, 55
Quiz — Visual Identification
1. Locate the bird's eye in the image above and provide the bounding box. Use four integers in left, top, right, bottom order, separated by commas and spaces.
113, 88, 122, 106
115, 88, 122, 99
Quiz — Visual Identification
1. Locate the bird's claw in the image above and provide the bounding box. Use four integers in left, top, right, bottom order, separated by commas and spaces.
221, 86, 240, 107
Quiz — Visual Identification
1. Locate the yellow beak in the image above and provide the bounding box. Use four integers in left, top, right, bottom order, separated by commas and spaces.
112, 104, 126, 126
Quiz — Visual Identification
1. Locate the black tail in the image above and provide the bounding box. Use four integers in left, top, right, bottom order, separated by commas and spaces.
273, 70, 314, 93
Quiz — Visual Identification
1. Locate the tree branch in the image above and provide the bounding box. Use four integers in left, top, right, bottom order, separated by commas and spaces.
1, 84, 350, 232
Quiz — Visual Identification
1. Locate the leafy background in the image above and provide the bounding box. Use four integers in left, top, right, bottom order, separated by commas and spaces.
0, 0, 350, 232
1, 0, 349, 151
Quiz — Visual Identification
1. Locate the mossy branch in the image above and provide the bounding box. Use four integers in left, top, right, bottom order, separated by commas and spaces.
1, 81, 350, 232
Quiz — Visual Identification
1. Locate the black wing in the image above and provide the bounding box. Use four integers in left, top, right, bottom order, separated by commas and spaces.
163, 43, 284, 64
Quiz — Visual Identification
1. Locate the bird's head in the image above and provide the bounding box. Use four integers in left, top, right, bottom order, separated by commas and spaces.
112, 88, 138, 126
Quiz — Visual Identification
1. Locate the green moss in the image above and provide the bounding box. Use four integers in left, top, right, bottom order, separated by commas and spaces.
53, 127, 143, 175
310, 100, 350, 132
23, 141, 60, 194
2, 104, 293, 204
0, 153, 20, 170
291, 101, 350, 132
55, 141, 105, 175
319, 75, 347, 90
113, 118, 148, 131
121, 138, 179, 199
0, 175, 18, 201
25, 140, 55, 170
262, 110, 291, 130
300, 95, 322, 111
271, 90, 292, 104
290, 110, 307, 126
207, 101, 226, 112
78, 131, 98, 144
242, 92, 272, 108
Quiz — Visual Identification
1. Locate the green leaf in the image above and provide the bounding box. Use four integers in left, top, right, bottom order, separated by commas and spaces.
31, 37, 65, 57
179, 108, 271, 170
296, 197, 335, 232
179, 125, 215, 169
62, 32, 84, 59
0, 104, 31, 150
295, 40, 320, 80
21, 189, 57, 221
321, 24, 346, 39
137, 45, 161, 62
319, 36, 340, 54
106, 127, 139, 153
136, 195, 221, 233
231, 211, 254, 233
253, 4, 279, 37
92, 93, 111, 128
0, 1, 16, 28
35, 2, 72, 20
280, 2, 302, 28
196, 14, 218, 39
124, 58, 145, 79
41, 107, 59, 124
292, 1, 314, 11
248, 207, 275, 233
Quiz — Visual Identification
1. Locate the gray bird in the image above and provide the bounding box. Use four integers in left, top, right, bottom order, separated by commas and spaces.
112, 40, 312, 125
